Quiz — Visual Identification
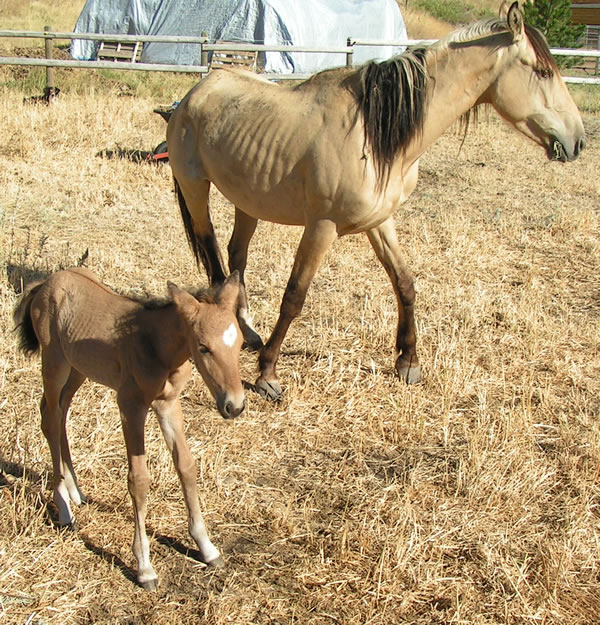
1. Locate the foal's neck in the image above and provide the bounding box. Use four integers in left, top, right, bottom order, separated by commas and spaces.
136, 304, 191, 371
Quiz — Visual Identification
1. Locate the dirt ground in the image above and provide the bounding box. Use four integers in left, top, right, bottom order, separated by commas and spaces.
0, 88, 599, 624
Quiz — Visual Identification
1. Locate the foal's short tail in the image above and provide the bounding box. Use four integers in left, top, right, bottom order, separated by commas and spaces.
13, 281, 43, 355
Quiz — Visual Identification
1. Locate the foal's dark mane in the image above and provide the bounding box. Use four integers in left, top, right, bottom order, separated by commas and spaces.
127, 286, 218, 310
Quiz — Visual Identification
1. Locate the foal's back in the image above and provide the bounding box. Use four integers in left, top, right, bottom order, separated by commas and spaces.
29, 268, 139, 389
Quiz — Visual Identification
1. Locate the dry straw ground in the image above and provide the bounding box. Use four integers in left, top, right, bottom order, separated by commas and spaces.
0, 82, 599, 623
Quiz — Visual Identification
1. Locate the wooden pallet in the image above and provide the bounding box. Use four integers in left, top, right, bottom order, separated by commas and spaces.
210, 42, 257, 71
97, 40, 143, 63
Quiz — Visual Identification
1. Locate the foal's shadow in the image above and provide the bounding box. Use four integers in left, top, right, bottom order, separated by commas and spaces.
79, 534, 138, 585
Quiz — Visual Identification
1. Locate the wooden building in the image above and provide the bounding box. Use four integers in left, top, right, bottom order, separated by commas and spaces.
571, 1, 600, 26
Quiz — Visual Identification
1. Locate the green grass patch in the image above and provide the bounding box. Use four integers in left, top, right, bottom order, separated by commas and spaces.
412, 0, 494, 25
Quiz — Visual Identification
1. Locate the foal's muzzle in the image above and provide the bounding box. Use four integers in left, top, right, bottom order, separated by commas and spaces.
217, 395, 246, 419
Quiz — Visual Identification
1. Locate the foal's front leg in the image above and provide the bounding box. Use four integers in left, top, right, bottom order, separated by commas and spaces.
118, 396, 158, 590
366, 217, 422, 384
152, 368, 224, 568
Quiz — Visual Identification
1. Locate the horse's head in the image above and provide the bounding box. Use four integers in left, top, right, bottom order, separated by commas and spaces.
169, 272, 245, 419
482, 2, 585, 162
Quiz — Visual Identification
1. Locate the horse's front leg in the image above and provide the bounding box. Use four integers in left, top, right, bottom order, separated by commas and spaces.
256, 219, 338, 401
151, 368, 224, 568
118, 396, 158, 590
228, 207, 263, 351
366, 217, 422, 384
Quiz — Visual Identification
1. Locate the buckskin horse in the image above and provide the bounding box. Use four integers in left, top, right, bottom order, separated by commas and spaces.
13, 268, 245, 589
167, 2, 585, 401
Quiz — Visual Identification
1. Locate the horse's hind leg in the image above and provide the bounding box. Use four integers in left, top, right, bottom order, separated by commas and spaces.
176, 178, 227, 285
39, 354, 79, 527
366, 217, 421, 384
228, 207, 263, 351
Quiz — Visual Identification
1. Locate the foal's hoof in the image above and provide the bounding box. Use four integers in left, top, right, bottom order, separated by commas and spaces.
139, 577, 159, 591
254, 376, 283, 402
396, 363, 422, 385
205, 555, 225, 569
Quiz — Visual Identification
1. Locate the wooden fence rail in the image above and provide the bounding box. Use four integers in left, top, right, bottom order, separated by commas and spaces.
1, 29, 598, 86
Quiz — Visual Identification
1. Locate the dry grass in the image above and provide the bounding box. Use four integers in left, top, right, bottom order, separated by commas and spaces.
1, 82, 599, 625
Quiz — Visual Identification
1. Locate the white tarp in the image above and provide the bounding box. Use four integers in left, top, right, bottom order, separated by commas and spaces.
71, 0, 407, 74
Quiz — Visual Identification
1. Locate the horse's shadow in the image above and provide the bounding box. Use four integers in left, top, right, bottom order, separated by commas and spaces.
96, 147, 155, 163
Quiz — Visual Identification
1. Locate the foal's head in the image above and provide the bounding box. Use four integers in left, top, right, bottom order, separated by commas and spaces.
169, 272, 245, 419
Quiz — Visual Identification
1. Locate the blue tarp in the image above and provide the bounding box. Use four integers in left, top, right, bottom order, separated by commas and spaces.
71, 0, 408, 74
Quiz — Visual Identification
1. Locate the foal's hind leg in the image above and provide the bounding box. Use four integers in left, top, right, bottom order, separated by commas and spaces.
59, 369, 87, 506
40, 355, 80, 526
366, 217, 421, 384
228, 207, 263, 351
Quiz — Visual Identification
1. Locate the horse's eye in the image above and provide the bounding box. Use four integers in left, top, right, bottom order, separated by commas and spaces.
197, 344, 210, 354
535, 67, 552, 80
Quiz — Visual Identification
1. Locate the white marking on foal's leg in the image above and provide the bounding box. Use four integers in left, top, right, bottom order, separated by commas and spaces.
222, 322, 238, 348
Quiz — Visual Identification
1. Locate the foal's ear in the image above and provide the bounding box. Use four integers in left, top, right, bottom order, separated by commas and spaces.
506, 2, 525, 42
217, 270, 241, 312
168, 282, 197, 311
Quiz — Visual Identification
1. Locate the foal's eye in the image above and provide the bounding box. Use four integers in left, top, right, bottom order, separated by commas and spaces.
197, 344, 210, 354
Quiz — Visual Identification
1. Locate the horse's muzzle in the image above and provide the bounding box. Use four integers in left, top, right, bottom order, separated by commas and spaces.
550, 136, 586, 162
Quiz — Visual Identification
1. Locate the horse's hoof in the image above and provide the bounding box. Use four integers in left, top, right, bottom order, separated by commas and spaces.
205, 555, 225, 569
139, 577, 159, 591
396, 364, 422, 384
58, 519, 78, 532
254, 377, 283, 402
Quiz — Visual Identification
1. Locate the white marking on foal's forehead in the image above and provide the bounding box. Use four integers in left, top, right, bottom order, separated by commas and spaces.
222, 322, 238, 348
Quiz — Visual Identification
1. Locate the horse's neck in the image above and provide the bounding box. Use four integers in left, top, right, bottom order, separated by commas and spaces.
408, 40, 505, 163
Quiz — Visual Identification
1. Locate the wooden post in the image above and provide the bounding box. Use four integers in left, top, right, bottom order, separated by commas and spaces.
200, 31, 208, 69
596, 28, 600, 75
346, 37, 353, 68
44, 25, 55, 95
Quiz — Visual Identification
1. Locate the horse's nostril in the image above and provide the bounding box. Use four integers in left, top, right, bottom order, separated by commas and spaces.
224, 400, 234, 417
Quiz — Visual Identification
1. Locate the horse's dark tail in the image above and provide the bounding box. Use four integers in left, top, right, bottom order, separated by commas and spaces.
173, 177, 226, 282
13, 281, 43, 356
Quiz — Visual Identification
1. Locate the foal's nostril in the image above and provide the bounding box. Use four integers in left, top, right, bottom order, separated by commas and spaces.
224, 400, 234, 418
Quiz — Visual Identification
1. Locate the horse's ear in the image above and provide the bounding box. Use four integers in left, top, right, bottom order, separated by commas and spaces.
507, 2, 525, 42
218, 270, 240, 311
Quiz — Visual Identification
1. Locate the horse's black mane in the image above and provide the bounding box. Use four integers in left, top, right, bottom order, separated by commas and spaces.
355, 48, 429, 188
